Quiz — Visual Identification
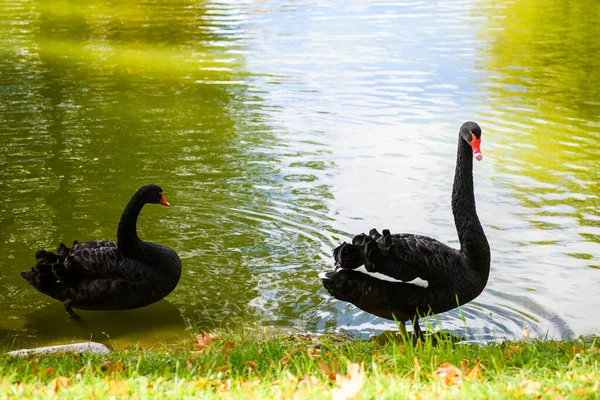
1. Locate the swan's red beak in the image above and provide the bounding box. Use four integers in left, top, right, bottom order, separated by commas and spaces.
160, 193, 170, 207
470, 132, 482, 161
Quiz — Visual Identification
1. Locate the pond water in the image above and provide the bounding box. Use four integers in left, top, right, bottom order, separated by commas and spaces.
1, 0, 599, 348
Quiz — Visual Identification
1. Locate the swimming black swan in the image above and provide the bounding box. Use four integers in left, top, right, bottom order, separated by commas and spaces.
320, 121, 490, 338
21, 184, 182, 317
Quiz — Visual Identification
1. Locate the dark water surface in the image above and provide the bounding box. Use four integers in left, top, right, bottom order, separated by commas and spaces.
1, 0, 599, 347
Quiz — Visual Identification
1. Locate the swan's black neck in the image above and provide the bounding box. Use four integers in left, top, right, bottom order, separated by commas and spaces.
117, 191, 145, 255
452, 137, 490, 280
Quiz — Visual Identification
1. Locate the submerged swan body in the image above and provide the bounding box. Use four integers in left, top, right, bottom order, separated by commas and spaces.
21, 184, 182, 316
320, 122, 491, 337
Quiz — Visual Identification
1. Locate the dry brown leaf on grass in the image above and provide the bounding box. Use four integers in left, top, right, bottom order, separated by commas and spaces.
466, 363, 483, 382
460, 360, 468, 375
190, 378, 220, 389
107, 380, 129, 397
509, 345, 522, 353
519, 379, 541, 394
545, 387, 559, 396
571, 388, 588, 396
331, 362, 365, 400
101, 360, 125, 373
458, 359, 483, 382
48, 376, 71, 393
319, 362, 337, 382
435, 363, 462, 387
223, 341, 235, 349
195, 332, 216, 351
245, 361, 258, 372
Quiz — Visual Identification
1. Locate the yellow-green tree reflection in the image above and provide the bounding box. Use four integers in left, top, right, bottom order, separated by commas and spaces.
0, 0, 334, 346
476, 0, 600, 261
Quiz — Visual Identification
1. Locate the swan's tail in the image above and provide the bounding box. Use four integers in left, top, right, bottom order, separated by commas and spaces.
20, 242, 78, 298
333, 228, 393, 270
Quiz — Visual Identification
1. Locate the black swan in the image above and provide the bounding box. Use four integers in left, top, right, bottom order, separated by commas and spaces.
21, 184, 182, 317
320, 121, 490, 338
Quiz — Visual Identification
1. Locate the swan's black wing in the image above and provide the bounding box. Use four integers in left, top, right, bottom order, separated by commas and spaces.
334, 228, 462, 288
21, 240, 141, 292
64, 240, 144, 282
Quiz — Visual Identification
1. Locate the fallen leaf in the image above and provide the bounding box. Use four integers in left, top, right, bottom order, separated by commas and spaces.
460, 360, 469, 375
190, 378, 214, 389
48, 376, 71, 393
44, 367, 56, 376
520, 379, 541, 394
571, 388, 588, 396
319, 362, 331, 374
319, 362, 336, 382
545, 387, 560, 395
435, 363, 462, 386
246, 361, 258, 371
108, 380, 129, 397
195, 332, 216, 351
101, 360, 125, 373
223, 341, 235, 349
466, 363, 483, 382
331, 362, 365, 400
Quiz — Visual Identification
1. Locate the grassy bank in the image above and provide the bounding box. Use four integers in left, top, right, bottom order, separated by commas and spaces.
1, 331, 598, 399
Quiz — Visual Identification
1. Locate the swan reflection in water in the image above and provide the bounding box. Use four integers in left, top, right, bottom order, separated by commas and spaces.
17, 299, 189, 348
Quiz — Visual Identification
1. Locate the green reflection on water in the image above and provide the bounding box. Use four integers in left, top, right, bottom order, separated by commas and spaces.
476, 0, 600, 255
0, 0, 333, 347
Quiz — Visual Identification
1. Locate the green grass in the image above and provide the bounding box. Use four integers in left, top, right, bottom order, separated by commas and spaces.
1, 330, 598, 399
